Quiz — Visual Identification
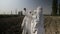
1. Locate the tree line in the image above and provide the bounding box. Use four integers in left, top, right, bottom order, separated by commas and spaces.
51, 0, 60, 16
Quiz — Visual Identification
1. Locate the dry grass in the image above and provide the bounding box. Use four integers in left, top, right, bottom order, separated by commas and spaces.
0, 16, 24, 34
0, 15, 60, 34
44, 16, 60, 34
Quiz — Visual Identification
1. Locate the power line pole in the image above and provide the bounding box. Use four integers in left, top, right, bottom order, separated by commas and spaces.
11, 10, 12, 15
15, 9, 17, 15
51, 0, 58, 16
59, 4, 60, 16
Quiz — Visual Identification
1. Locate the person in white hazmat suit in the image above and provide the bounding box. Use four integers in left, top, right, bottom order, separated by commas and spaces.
31, 10, 37, 34
35, 7, 45, 34
31, 7, 45, 34
22, 6, 45, 34
22, 9, 33, 34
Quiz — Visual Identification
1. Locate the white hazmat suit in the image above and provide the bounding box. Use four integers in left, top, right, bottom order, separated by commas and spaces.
22, 10, 33, 34
35, 7, 45, 34
22, 6, 45, 34
31, 7, 45, 34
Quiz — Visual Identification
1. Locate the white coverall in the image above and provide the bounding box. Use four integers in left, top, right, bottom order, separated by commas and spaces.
31, 7, 45, 34
22, 10, 33, 34
36, 7, 45, 34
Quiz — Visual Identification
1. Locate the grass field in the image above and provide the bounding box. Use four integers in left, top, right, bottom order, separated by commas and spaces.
44, 16, 60, 34
0, 15, 24, 34
0, 15, 60, 34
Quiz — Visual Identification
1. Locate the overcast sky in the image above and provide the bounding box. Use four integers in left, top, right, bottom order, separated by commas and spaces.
0, 0, 60, 14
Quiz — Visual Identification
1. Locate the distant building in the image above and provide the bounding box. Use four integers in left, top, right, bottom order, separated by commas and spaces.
18, 11, 23, 16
